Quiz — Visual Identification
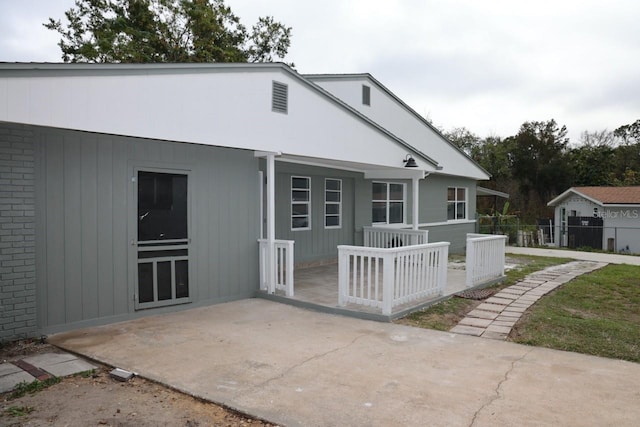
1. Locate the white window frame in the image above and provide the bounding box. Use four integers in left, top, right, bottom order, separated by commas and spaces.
324, 178, 342, 229
447, 187, 468, 221
372, 181, 406, 225
291, 176, 311, 231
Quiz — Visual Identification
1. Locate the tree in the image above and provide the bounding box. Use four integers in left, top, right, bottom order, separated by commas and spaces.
44, 0, 292, 64
443, 127, 480, 156
614, 119, 640, 145
507, 120, 570, 219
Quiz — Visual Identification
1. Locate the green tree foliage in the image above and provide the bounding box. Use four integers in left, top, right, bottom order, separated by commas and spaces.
614, 119, 640, 145
44, 0, 292, 63
445, 118, 640, 222
443, 127, 480, 156
507, 120, 571, 216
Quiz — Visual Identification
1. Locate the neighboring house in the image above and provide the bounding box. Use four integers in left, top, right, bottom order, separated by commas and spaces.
548, 186, 640, 253
0, 63, 489, 340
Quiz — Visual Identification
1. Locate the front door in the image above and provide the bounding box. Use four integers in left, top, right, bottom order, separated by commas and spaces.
135, 169, 190, 309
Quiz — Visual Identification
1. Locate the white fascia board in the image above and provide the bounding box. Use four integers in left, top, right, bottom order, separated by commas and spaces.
547, 188, 604, 207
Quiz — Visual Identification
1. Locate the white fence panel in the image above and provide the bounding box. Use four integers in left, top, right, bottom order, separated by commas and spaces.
363, 226, 428, 248
466, 234, 507, 287
258, 239, 294, 296
338, 242, 449, 315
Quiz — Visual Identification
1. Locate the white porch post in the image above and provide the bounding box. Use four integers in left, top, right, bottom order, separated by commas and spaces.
266, 152, 276, 294
412, 176, 420, 231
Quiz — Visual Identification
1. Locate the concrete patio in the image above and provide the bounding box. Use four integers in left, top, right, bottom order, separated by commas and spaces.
48, 299, 640, 427
259, 260, 468, 320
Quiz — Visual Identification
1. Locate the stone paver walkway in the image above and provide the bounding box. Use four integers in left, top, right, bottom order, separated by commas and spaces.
451, 260, 607, 340
0, 353, 97, 393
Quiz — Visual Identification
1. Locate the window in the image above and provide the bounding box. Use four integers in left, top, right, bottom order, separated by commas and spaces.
325, 179, 342, 228
362, 85, 371, 106
372, 182, 405, 224
272, 81, 288, 113
447, 187, 467, 220
291, 176, 310, 230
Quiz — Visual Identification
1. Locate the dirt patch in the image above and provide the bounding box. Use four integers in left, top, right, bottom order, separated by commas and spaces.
1, 340, 278, 427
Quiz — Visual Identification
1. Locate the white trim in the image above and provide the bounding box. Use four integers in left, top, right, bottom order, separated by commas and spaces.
372, 181, 407, 225
324, 178, 342, 229
416, 219, 477, 228
447, 186, 468, 221
291, 175, 311, 231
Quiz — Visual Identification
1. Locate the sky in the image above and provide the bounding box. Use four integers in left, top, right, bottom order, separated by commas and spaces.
1, 0, 639, 144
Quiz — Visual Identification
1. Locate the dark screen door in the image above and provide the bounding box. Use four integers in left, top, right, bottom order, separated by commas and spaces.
136, 170, 190, 309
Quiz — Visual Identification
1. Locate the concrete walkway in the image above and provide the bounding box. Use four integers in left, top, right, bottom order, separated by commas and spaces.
0, 353, 96, 393
452, 261, 607, 339
48, 299, 640, 427
506, 246, 640, 265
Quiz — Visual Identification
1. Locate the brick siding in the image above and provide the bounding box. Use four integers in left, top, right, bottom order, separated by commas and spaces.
0, 124, 37, 342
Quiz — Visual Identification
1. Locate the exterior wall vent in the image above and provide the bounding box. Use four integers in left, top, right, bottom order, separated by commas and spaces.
362, 84, 371, 106
272, 81, 288, 114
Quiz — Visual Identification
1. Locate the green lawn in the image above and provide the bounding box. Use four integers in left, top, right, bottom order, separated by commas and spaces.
396, 255, 572, 331
511, 264, 640, 363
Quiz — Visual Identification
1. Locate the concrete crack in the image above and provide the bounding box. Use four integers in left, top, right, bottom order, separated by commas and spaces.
252, 333, 368, 390
469, 348, 534, 427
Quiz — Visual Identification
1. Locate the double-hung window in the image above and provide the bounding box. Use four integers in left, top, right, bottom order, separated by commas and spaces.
291, 176, 311, 230
447, 187, 467, 220
372, 182, 405, 224
324, 179, 341, 228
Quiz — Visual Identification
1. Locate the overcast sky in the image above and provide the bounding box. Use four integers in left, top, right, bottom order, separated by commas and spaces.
1, 0, 638, 143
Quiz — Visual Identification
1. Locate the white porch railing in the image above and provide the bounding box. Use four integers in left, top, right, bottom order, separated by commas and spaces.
338, 242, 449, 315
258, 239, 295, 296
465, 233, 508, 287
363, 226, 429, 248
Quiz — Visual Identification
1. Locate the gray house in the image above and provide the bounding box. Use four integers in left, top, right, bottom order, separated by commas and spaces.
0, 63, 489, 341
548, 186, 640, 253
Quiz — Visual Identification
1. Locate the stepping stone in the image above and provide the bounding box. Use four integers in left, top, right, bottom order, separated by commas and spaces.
0, 363, 38, 394
481, 331, 508, 340
476, 303, 508, 313
467, 309, 499, 320
486, 297, 515, 305
493, 319, 517, 327
459, 317, 493, 328
503, 305, 529, 313
492, 292, 517, 300
498, 311, 521, 318
450, 325, 485, 336
24, 353, 96, 378
486, 325, 512, 334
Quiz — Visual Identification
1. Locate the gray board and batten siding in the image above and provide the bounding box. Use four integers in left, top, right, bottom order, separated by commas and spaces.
32, 124, 260, 336
264, 162, 478, 264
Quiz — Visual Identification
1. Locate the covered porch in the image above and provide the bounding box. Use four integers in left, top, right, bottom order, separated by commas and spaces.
258, 230, 507, 321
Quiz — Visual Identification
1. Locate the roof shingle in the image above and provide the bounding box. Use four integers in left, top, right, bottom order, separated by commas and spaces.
574, 186, 640, 204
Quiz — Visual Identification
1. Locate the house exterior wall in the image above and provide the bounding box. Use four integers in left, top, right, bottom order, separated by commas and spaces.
269, 162, 362, 264
0, 65, 437, 172
308, 77, 488, 179
602, 207, 640, 253
267, 163, 477, 262
33, 126, 259, 335
417, 174, 477, 253
0, 123, 36, 342
551, 195, 640, 252
552, 196, 600, 247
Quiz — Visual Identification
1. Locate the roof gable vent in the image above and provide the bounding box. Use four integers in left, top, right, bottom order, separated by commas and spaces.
362, 84, 371, 106
272, 81, 288, 114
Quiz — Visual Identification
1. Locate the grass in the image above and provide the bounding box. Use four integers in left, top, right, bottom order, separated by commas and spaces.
396, 255, 572, 331
9, 377, 61, 400
3, 406, 34, 417
511, 264, 640, 362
